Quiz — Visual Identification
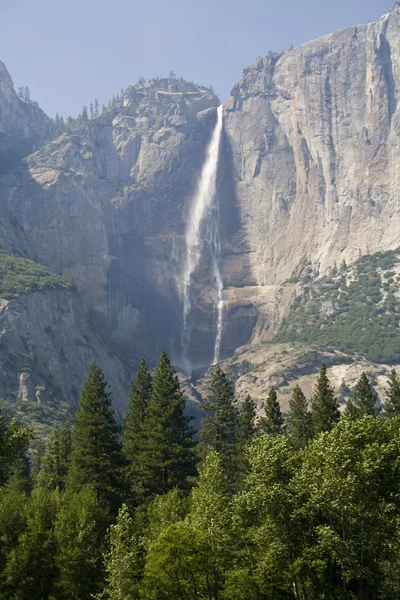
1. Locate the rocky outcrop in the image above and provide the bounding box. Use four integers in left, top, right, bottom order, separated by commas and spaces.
0, 61, 51, 174
221, 6, 400, 347
0, 289, 129, 414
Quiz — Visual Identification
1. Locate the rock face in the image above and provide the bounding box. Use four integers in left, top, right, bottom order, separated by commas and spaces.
0, 76, 219, 380
0, 60, 51, 174
0, 290, 129, 414
220, 6, 400, 349
2, 7, 400, 410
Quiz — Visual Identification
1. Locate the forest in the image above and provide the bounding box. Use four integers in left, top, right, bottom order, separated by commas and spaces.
1, 352, 400, 599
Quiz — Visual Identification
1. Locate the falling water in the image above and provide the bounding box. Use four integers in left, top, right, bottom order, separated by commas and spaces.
181, 104, 224, 365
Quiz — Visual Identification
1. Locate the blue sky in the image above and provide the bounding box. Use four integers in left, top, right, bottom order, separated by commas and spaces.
0, 0, 392, 117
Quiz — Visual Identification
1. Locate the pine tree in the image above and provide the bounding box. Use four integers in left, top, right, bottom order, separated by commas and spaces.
383, 369, 400, 416
259, 387, 284, 435
238, 395, 257, 446
286, 384, 312, 449
345, 372, 380, 419
123, 359, 152, 502
97, 504, 141, 600
139, 351, 195, 501
102, 104, 107, 113
199, 366, 239, 486
90, 102, 94, 120
0, 412, 31, 487
24, 86, 30, 102
310, 363, 340, 435
36, 424, 71, 491
17, 87, 24, 100
94, 97, 100, 117
82, 105, 88, 123
66, 362, 123, 512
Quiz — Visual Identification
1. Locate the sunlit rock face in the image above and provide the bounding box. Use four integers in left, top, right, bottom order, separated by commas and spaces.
220, 6, 400, 349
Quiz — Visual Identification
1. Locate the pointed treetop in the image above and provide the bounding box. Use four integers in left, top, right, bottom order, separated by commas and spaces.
311, 363, 340, 435
259, 387, 284, 435
383, 369, 400, 416
286, 384, 312, 449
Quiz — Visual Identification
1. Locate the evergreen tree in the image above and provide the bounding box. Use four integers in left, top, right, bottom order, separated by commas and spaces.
259, 387, 284, 435
383, 369, 400, 416
97, 504, 141, 600
66, 115, 74, 130
310, 363, 340, 435
66, 362, 123, 512
24, 86, 30, 102
37, 424, 71, 491
82, 105, 88, 123
90, 102, 94, 120
0, 412, 31, 487
17, 87, 24, 100
123, 359, 152, 502
54, 486, 107, 599
345, 372, 380, 419
199, 366, 239, 487
94, 97, 100, 117
238, 395, 257, 446
31, 439, 46, 484
139, 351, 195, 501
0, 473, 28, 578
286, 384, 312, 449
102, 104, 107, 113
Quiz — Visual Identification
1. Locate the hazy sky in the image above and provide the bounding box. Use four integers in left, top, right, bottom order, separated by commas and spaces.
0, 0, 392, 117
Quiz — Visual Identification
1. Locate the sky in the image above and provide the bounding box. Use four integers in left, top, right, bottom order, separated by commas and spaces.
0, 0, 393, 118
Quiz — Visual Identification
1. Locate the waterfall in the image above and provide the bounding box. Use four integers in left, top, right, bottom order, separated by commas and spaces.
181, 104, 224, 366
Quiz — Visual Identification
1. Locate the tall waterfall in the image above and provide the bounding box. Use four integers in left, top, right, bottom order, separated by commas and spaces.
181, 104, 224, 366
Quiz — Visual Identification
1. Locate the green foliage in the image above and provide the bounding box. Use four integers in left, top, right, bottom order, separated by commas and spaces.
275, 248, 400, 363
54, 486, 107, 600
286, 384, 312, 449
66, 362, 124, 512
259, 387, 284, 435
383, 369, 400, 416
142, 450, 232, 599
138, 351, 195, 502
238, 394, 257, 446
310, 363, 340, 435
345, 372, 380, 419
0, 251, 75, 299
199, 366, 239, 489
97, 504, 141, 600
122, 359, 152, 504
293, 417, 400, 597
0, 411, 31, 487
3, 487, 60, 599
36, 424, 72, 491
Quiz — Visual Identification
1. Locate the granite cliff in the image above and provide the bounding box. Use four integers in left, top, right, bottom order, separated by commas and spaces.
1, 6, 400, 413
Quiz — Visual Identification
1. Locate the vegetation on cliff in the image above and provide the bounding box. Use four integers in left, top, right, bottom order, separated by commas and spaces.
0, 251, 76, 299
275, 248, 400, 364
